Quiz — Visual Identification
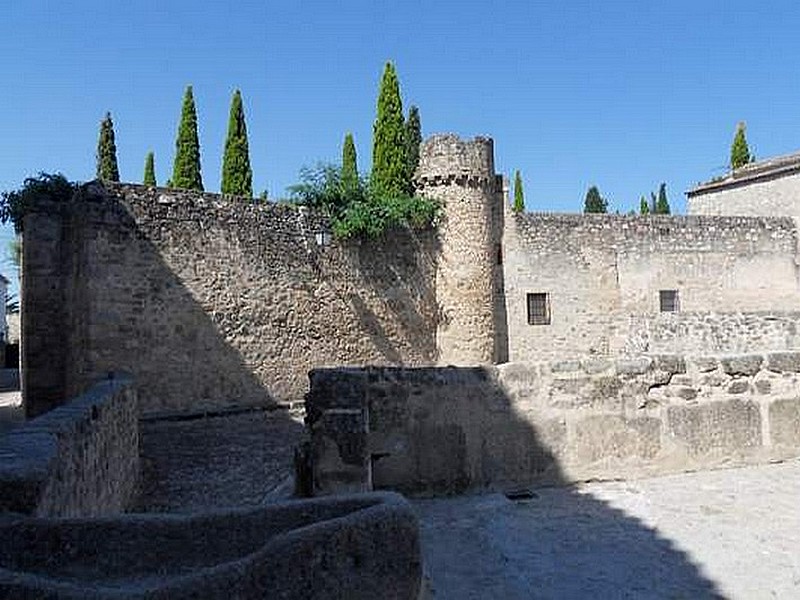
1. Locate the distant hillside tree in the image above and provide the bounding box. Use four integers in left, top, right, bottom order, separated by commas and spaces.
583, 185, 607, 213
143, 152, 156, 186
730, 122, 752, 170
341, 132, 359, 198
96, 112, 120, 182
404, 105, 422, 193
655, 183, 670, 214
639, 195, 650, 215
171, 85, 203, 191
371, 62, 407, 199
221, 89, 253, 197
513, 170, 525, 212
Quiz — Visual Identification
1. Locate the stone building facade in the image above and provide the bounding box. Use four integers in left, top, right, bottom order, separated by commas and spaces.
19, 135, 800, 417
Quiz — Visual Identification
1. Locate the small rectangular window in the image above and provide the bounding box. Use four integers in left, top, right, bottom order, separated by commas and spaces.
660, 290, 679, 312
527, 293, 551, 325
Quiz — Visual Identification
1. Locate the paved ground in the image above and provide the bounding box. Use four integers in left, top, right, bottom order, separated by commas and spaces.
415, 459, 800, 600
0, 391, 22, 436
134, 409, 305, 512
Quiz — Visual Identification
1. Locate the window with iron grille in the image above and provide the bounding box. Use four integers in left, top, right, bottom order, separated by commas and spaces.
660, 289, 679, 312
527, 293, 550, 325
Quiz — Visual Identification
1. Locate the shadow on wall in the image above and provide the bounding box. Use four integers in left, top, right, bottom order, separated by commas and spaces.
306, 366, 723, 598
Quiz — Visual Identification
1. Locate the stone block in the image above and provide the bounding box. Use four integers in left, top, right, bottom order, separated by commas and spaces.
766, 352, 800, 373
691, 357, 718, 373
727, 380, 751, 395
769, 398, 800, 448
651, 354, 686, 375
720, 355, 763, 377
615, 357, 652, 376
668, 385, 698, 401
667, 399, 762, 458
572, 415, 661, 463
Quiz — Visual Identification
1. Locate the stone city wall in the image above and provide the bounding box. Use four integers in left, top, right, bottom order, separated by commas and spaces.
305, 357, 800, 496
0, 375, 138, 517
22, 182, 438, 416
688, 168, 800, 221
503, 212, 800, 361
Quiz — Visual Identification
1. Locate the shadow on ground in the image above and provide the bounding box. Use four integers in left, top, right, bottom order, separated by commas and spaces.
309, 366, 725, 599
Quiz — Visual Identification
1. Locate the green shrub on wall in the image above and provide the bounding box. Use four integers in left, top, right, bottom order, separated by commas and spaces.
0, 173, 76, 232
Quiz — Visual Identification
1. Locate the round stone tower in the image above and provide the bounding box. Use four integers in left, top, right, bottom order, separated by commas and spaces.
414, 134, 499, 365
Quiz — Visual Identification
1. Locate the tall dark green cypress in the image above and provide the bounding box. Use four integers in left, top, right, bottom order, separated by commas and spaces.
221, 89, 253, 197
730, 122, 752, 170
371, 62, 407, 199
404, 105, 422, 193
639, 195, 650, 215
341, 132, 359, 198
143, 152, 156, 186
96, 112, 120, 182
513, 170, 525, 212
171, 85, 203, 191
583, 185, 607, 213
655, 183, 670, 214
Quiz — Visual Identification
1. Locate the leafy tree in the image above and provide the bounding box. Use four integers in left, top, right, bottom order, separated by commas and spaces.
583, 185, 607, 213
730, 122, 752, 170
221, 89, 253, 197
404, 105, 422, 192
639, 195, 650, 215
171, 85, 203, 191
341, 132, 359, 199
513, 170, 525, 212
96, 112, 120, 182
655, 183, 670, 214
143, 152, 156, 186
0, 173, 75, 233
371, 62, 407, 199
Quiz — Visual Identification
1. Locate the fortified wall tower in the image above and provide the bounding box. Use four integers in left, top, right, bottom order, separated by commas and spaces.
415, 135, 502, 365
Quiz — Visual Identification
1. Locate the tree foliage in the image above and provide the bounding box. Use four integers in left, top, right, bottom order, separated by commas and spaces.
143, 152, 156, 186
730, 122, 752, 170
655, 183, 670, 214
404, 105, 422, 193
171, 86, 203, 191
0, 173, 75, 233
221, 89, 253, 197
371, 62, 407, 198
341, 132, 359, 199
96, 112, 120, 182
513, 170, 525, 212
288, 163, 439, 239
639, 195, 650, 215
583, 185, 607, 213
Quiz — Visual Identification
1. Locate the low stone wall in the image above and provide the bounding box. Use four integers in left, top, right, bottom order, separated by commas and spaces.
305, 356, 800, 495
0, 376, 138, 517
0, 492, 421, 600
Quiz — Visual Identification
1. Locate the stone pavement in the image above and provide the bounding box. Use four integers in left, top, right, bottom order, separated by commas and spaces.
415, 459, 800, 599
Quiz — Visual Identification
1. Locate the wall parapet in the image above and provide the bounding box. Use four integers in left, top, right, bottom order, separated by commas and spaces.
0, 375, 139, 517
305, 356, 800, 496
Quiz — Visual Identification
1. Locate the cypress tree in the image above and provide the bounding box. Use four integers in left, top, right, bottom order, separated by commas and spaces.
730, 122, 752, 170
341, 132, 359, 198
371, 62, 407, 199
404, 105, 422, 193
655, 183, 670, 214
143, 152, 156, 186
221, 89, 253, 197
96, 112, 120, 182
583, 185, 607, 213
171, 85, 203, 191
639, 195, 650, 215
513, 170, 525, 212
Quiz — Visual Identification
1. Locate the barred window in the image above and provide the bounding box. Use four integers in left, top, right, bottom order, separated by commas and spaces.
527, 293, 551, 325
660, 289, 679, 312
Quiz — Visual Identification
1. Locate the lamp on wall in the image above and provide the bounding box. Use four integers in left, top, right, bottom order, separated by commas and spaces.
315, 229, 332, 247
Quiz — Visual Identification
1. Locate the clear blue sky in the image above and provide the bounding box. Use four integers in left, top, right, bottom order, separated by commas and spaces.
2, 1, 800, 289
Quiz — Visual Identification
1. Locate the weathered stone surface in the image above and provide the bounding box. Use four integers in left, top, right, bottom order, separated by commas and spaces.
720, 355, 764, 377
615, 357, 653, 376
669, 385, 699, 401
769, 398, 800, 447
0, 377, 138, 517
727, 379, 751, 395
572, 415, 661, 463
667, 400, 762, 457
767, 352, 800, 373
